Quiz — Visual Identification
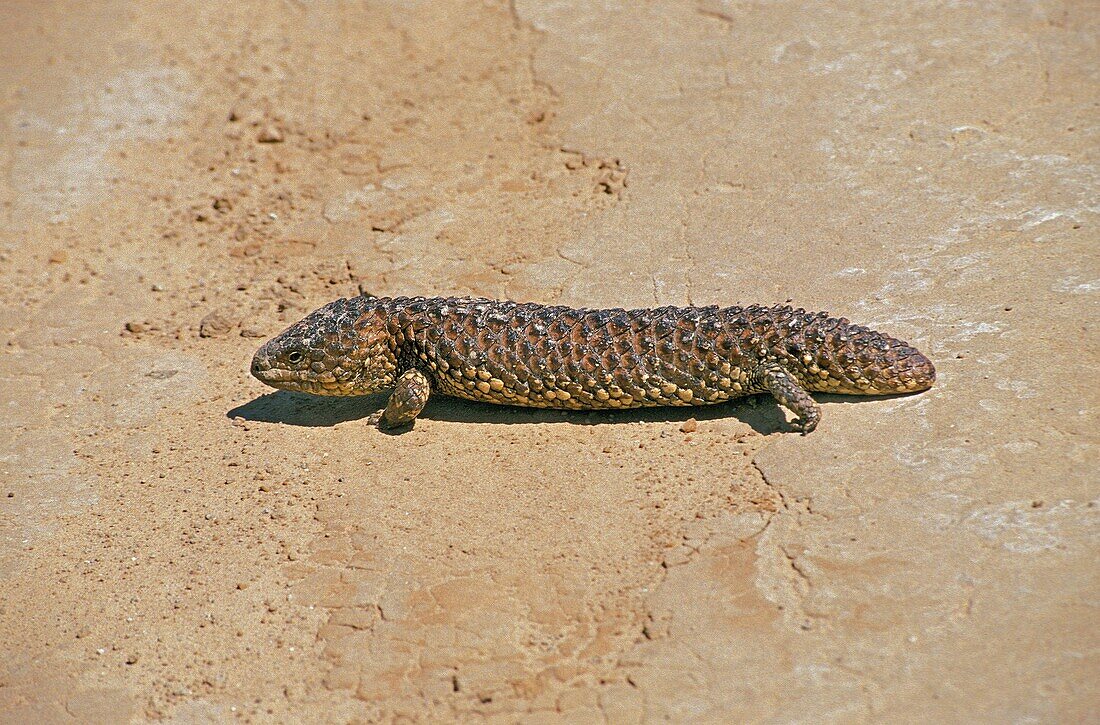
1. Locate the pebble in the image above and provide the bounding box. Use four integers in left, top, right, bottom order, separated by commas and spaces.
680, 417, 698, 433
257, 125, 284, 143
199, 310, 236, 338
229, 242, 262, 258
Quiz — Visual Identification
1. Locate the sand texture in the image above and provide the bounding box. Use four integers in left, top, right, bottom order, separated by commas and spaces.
1, 1, 1097, 722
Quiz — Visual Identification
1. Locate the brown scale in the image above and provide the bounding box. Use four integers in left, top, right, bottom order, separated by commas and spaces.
250, 295, 936, 433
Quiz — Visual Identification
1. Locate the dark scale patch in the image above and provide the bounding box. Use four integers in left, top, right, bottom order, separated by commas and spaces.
585, 309, 614, 328
476, 328, 495, 351
653, 315, 676, 339
607, 311, 631, 335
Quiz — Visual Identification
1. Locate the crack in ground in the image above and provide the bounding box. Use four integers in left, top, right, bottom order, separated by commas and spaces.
752, 457, 792, 516
751, 454, 826, 631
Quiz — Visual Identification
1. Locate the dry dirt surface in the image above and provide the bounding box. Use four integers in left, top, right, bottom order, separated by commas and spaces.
1, 1, 1097, 722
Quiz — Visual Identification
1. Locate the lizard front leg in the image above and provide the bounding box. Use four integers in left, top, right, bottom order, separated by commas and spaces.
373, 368, 432, 429
760, 362, 821, 434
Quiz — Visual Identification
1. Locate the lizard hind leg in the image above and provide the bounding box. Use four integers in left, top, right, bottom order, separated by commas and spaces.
761, 362, 821, 434
376, 368, 432, 429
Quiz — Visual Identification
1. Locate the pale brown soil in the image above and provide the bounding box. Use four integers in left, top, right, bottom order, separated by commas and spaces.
1, 1, 1097, 723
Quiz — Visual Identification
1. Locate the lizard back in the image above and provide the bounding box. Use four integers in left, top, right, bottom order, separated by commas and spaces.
372, 296, 933, 410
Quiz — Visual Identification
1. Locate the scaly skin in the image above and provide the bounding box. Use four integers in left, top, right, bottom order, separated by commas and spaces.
250, 296, 935, 433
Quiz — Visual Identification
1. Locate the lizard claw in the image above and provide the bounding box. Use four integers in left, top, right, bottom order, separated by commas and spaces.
792, 412, 820, 435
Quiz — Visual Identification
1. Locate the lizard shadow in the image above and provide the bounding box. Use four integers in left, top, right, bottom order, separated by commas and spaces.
226, 389, 910, 435
418, 394, 788, 433
228, 391, 388, 427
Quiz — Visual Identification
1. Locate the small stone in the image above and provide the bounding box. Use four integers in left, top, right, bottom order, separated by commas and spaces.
229, 242, 262, 258
48, 250, 68, 264
199, 311, 236, 338
212, 197, 232, 212
951, 126, 984, 145
124, 321, 147, 334
257, 125, 284, 143
680, 417, 698, 433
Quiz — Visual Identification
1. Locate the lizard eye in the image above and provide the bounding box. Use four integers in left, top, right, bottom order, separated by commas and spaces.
287, 350, 304, 364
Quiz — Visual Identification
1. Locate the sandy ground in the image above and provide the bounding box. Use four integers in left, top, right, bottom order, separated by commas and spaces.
1, 1, 1097, 722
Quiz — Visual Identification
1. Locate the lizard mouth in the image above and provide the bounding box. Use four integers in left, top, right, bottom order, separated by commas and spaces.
249, 350, 305, 390
249, 350, 280, 385
250, 356, 362, 396
253, 371, 346, 396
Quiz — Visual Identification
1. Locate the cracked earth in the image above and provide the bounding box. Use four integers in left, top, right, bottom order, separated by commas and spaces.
1, 1, 1097, 722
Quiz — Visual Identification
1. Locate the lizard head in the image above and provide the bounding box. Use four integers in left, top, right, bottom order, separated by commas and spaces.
250, 296, 398, 396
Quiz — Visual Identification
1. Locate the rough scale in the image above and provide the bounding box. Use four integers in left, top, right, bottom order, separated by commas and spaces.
250, 295, 935, 433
